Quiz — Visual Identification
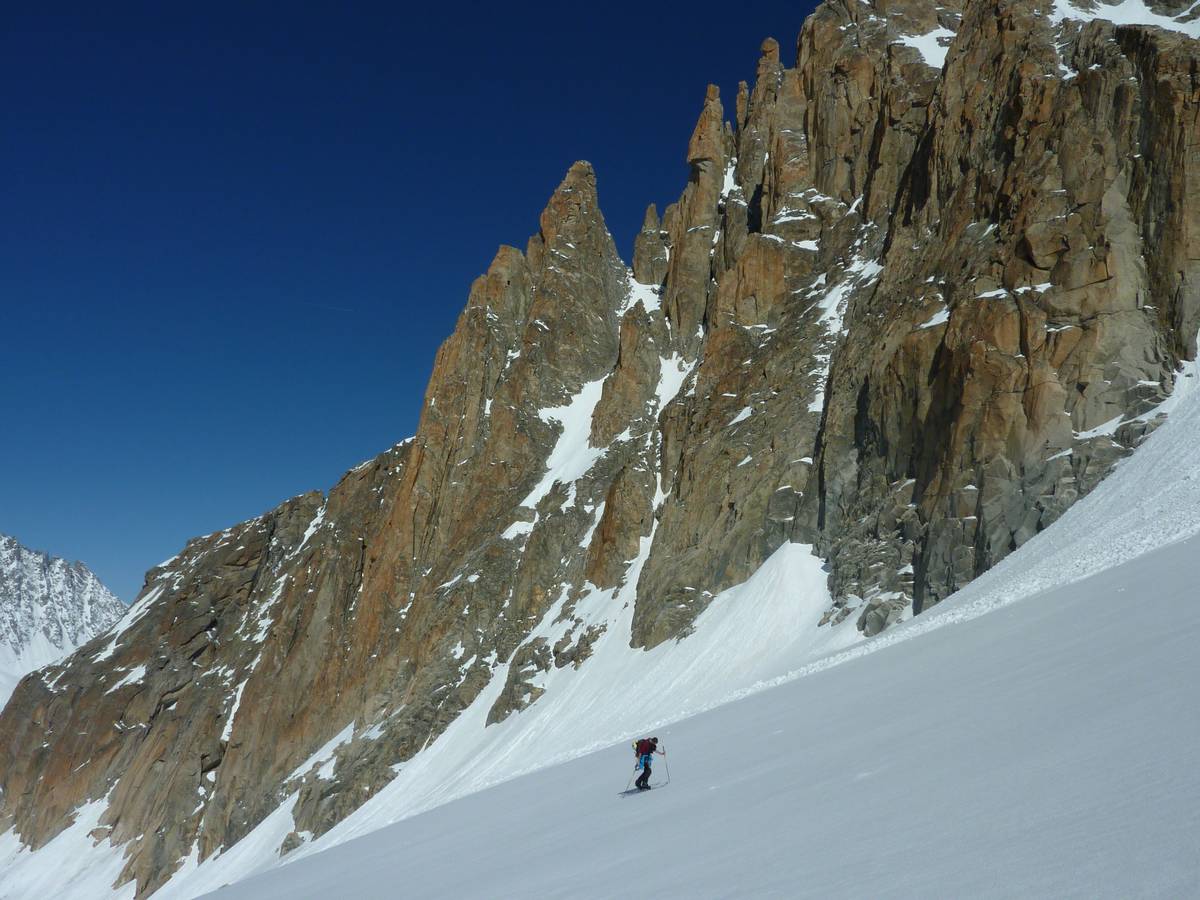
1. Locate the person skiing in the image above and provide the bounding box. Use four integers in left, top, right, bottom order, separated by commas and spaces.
632, 736, 664, 790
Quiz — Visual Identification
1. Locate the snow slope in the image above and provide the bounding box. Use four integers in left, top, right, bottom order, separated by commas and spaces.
155, 542, 866, 898
0, 534, 125, 705
209, 529, 1200, 899
3, 355, 1197, 898
185, 358, 1200, 898
9, 354, 1193, 900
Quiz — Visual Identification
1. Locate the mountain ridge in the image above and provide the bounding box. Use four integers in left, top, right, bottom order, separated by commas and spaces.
0, 533, 125, 705
1, 0, 1197, 895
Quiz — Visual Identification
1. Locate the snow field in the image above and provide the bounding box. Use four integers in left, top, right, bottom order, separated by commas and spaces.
182, 351, 1200, 897
210, 528, 1200, 899
194, 349, 1200, 897
7, 343, 1197, 900
160, 541, 863, 898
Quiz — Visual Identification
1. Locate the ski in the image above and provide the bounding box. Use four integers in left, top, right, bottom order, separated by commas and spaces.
618, 782, 667, 797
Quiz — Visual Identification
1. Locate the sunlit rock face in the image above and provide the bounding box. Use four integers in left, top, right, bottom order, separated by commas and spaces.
1, 1, 1196, 894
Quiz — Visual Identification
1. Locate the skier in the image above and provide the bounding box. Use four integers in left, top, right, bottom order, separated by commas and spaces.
632, 736, 664, 790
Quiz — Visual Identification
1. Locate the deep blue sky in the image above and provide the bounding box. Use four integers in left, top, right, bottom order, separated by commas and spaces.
2, 2, 814, 601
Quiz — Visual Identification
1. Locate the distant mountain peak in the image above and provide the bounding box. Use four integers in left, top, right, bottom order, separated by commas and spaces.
0, 533, 125, 702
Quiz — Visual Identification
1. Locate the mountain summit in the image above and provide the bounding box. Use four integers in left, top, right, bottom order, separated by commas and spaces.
0, 534, 125, 704
1, 0, 1197, 896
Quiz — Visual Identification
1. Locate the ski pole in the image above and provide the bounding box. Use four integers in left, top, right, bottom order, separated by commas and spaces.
663, 747, 671, 786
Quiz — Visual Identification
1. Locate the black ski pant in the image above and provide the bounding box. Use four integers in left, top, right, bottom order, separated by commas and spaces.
635, 757, 652, 788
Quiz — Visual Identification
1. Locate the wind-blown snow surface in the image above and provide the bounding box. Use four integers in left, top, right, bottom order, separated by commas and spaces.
0, 535, 125, 705
164, 359, 1200, 897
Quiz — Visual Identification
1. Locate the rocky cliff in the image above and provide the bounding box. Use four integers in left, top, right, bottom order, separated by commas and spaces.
1, 0, 1196, 895
0, 534, 125, 705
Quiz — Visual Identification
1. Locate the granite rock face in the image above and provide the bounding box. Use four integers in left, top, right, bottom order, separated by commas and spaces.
1, 0, 1196, 895
807, 0, 1200, 630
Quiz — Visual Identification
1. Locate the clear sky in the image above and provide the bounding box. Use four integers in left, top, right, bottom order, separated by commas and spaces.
2, 1, 816, 602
